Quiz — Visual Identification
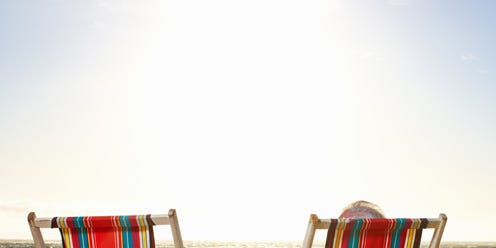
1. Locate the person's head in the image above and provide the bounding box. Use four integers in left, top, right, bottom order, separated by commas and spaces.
339, 200, 385, 219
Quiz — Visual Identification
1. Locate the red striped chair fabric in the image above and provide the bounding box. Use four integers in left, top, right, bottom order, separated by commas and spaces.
51, 215, 155, 248
325, 218, 428, 248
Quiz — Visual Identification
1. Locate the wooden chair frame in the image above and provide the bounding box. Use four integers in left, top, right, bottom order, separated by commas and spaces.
28, 209, 184, 248
302, 213, 447, 248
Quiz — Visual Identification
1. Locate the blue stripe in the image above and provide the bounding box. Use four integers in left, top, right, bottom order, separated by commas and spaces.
120, 216, 132, 248
348, 219, 363, 248
391, 219, 405, 248
75, 217, 88, 248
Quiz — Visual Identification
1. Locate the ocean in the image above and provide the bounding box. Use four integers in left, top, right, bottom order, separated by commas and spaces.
0, 240, 495, 248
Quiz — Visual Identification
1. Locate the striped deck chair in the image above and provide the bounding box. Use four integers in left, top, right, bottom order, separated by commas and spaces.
302, 213, 447, 248
28, 209, 184, 248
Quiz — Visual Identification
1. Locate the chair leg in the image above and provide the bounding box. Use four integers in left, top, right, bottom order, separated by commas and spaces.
28, 212, 45, 248
169, 209, 184, 248
429, 213, 448, 248
302, 214, 319, 248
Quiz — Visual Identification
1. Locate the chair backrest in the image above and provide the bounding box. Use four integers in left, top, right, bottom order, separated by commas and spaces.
28, 209, 184, 248
302, 213, 447, 248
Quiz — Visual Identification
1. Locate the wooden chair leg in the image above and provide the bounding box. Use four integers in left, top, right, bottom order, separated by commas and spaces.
169, 209, 184, 248
28, 212, 45, 248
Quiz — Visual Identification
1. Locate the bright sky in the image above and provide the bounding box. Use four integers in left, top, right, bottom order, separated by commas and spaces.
1, 0, 495, 243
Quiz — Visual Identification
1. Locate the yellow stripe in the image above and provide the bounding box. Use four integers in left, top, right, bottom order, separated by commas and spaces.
138, 216, 148, 248
335, 220, 346, 247
59, 218, 72, 248
405, 219, 419, 248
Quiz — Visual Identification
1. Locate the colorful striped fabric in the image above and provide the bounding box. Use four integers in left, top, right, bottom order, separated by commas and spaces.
51, 215, 155, 248
325, 218, 428, 248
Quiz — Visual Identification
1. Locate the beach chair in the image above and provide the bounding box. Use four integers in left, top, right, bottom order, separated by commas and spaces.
27, 209, 184, 248
302, 213, 447, 248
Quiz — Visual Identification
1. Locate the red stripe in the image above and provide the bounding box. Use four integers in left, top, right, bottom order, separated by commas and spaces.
398, 219, 412, 248
129, 216, 141, 248
65, 218, 80, 248
340, 220, 352, 248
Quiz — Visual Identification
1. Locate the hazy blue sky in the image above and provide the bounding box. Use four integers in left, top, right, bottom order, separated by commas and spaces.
1, 0, 495, 242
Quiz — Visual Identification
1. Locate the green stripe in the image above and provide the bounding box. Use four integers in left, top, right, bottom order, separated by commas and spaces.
349, 219, 363, 248
391, 219, 405, 248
